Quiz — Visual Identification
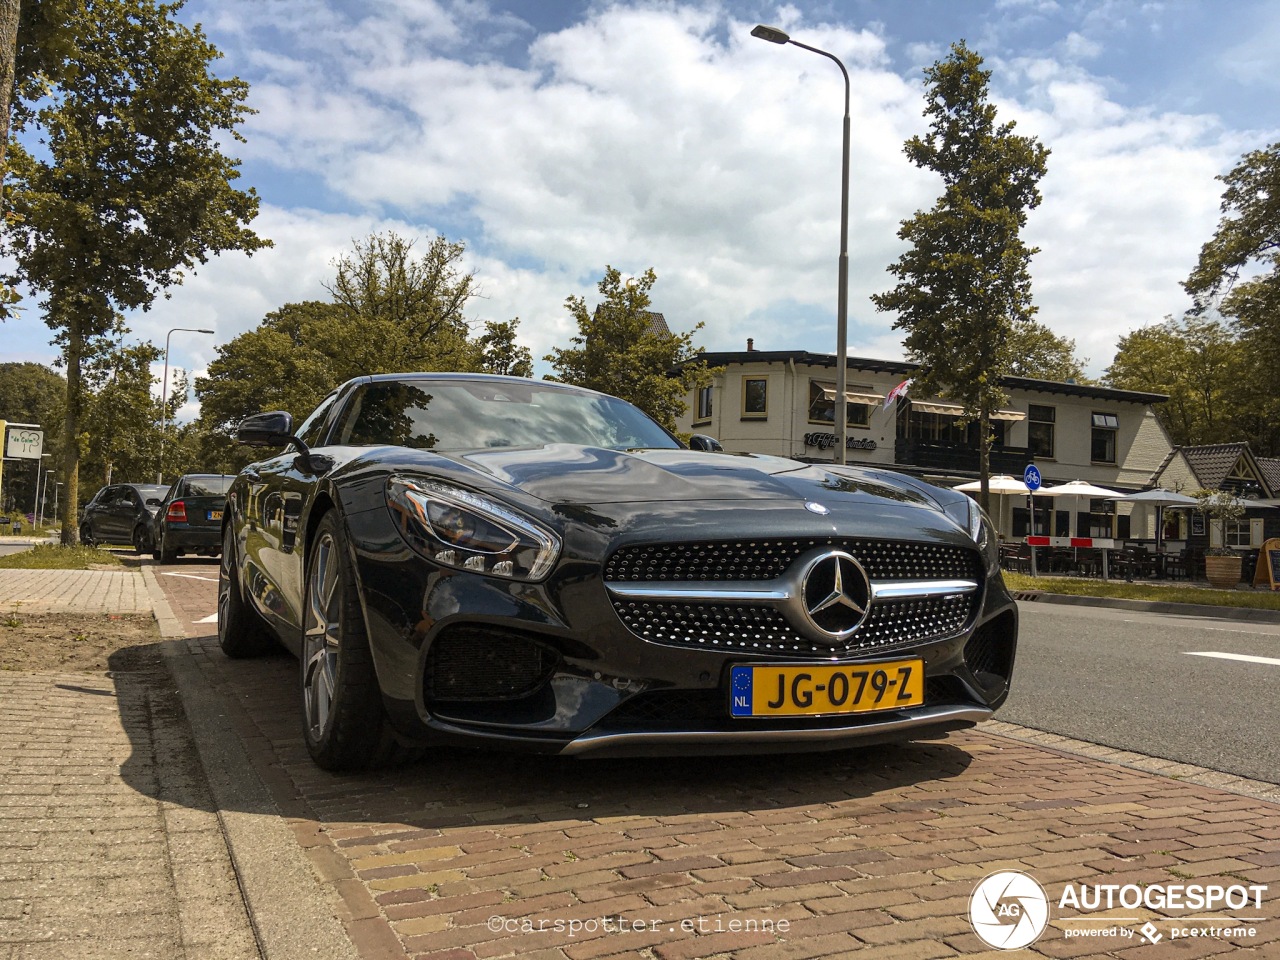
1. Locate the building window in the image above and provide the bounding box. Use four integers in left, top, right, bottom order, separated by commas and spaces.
807, 380, 870, 428
1225, 519, 1252, 548
742, 376, 767, 418
695, 385, 713, 422
1091, 412, 1118, 464
1028, 404, 1055, 460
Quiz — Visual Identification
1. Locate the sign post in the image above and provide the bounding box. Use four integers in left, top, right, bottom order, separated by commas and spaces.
1023, 465, 1042, 577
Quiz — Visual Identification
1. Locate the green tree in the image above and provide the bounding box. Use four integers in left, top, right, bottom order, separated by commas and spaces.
325, 231, 480, 371
1006, 322, 1089, 383
1103, 314, 1240, 447
479, 319, 534, 377
871, 41, 1049, 511
2, 0, 270, 544
0, 361, 66, 515
1184, 140, 1280, 455
545, 267, 715, 433
78, 340, 184, 488
195, 301, 359, 441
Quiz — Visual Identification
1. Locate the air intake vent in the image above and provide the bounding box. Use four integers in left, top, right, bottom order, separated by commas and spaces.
426, 628, 559, 702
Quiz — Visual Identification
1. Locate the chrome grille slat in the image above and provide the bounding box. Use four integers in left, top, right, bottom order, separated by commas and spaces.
605, 538, 982, 656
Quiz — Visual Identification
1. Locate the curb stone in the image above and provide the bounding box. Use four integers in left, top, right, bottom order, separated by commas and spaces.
1013, 588, 1280, 624
141, 563, 361, 960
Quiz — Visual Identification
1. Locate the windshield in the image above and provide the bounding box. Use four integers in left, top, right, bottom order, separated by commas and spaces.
335, 380, 679, 452
179, 476, 234, 497
137, 485, 170, 502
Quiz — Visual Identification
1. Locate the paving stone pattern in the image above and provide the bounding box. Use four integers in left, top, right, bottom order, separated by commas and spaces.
182, 633, 1280, 960
0, 569, 151, 615
0, 658, 257, 959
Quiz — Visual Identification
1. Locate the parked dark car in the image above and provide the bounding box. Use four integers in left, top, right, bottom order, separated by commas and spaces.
219, 374, 1018, 771
152, 474, 234, 563
79, 483, 170, 553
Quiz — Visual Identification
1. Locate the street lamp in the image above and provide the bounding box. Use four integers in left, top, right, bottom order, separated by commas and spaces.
158, 327, 215, 484
752, 24, 852, 465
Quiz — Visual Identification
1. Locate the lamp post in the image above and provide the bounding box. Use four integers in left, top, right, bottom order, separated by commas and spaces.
752, 24, 851, 465
158, 327, 215, 484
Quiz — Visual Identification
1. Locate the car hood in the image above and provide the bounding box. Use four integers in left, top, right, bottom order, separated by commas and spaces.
333, 444, 974, 548
441, 446, 931, 508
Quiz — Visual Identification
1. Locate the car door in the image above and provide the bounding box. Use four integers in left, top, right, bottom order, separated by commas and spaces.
239, 388, 347, 653
95, 487, 126, 541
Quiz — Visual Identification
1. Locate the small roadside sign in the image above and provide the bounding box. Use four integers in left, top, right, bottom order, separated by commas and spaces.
1023, 464, 1041, 491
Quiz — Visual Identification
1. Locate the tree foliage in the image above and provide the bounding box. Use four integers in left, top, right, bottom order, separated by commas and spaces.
195, 232, 535, 460
545, 267, 715, 433
479, 320, 534, 377
0, 361, 66, 514
871, 41, 1049, 509
325, 232, 479, 370
1183, 140, 1280, 455
1103, 314, 1239, 447
1006, 321, 1089, 383
2, 0, 270, 543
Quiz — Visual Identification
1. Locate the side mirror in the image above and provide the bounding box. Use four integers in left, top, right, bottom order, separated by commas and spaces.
688, 434, 723, 453
237, 411, 295, 448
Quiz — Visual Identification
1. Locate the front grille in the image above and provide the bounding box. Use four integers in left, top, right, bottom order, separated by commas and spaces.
612, 593, 973, 656
605, 538, 979, 583
426, 628, 559, 702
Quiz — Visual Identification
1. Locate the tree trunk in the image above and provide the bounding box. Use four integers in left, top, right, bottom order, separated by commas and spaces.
0, 0, 19, 178
59, 320, 83, 546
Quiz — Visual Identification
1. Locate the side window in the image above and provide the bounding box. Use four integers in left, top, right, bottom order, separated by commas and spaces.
741, 376, 768, 419
1028, 404, 1055, 460
695, 385, 713, 422
1090, 412, 1118, 464
296, 390, 342, 448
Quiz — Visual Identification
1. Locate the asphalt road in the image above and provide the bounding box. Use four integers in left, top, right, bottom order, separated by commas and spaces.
1002, 600, 1280, 784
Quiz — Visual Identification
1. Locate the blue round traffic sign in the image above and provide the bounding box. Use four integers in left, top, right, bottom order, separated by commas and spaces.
1023, 465, 1041, 491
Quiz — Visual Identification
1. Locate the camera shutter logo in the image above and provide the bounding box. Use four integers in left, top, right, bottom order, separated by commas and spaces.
969, 870, 1050, 950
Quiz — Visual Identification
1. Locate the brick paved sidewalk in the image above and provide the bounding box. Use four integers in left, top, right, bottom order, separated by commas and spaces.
0, 663, 257, 959
181, 631, 1280, 960
0, 568, 151, 615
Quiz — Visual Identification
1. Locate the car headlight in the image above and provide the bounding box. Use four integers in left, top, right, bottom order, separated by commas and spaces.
386, 477, 561, 581
944, 495, 999, 575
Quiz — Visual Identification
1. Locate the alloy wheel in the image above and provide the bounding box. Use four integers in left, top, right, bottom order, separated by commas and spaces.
302, 532, 341, 743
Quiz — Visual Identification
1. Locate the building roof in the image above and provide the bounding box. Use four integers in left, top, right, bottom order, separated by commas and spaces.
1254, 457, 1280, 497
1161, 443, 1276, 498
683, 350, 1169, 406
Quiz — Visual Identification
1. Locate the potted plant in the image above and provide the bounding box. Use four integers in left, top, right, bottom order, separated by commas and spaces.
1194, 489, 1246, 588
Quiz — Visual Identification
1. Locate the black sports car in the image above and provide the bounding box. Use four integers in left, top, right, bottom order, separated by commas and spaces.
219, 373, 1017, 771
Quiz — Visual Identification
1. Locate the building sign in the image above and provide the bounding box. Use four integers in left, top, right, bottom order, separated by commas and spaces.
803, 433, 877, 452
5, 427, 43, 460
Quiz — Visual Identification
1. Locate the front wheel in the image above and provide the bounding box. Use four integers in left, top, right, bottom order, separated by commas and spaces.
79, 524, 96, 547
217, 524, 274, 658
301, 511, 404, 771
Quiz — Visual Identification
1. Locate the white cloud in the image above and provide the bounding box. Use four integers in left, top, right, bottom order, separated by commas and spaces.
8, 0, 1277, 405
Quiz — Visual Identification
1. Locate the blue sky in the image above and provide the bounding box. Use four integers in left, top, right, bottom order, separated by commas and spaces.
6, 0, 1279, 418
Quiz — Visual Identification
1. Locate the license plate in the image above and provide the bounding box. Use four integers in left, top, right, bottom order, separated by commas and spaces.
730, 659, 924, 718
208, 510, 223, 521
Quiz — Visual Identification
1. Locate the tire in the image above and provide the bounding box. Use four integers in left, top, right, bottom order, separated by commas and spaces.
132, 525, 152, 556
159, 532, 178, 564
301, 511, 405, 771
217, 524, 274, 658
79, 524, 96, 547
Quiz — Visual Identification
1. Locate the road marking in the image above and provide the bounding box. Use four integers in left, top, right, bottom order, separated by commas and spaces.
1185, 652, 1280, 667
161, 572, 219, 582
194, 613, 219, 623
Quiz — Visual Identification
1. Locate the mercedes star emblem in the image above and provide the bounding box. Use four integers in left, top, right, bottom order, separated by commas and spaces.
796, 549, 872, 643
